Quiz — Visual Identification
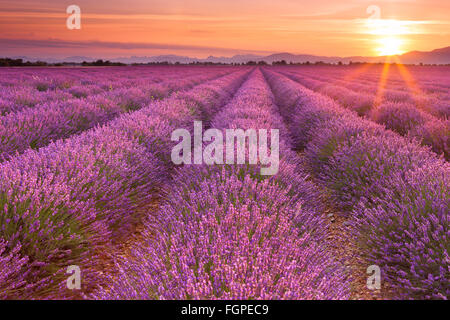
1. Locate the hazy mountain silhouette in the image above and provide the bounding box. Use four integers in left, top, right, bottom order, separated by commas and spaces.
395, 47, 450, 64
10, 46, 450, 65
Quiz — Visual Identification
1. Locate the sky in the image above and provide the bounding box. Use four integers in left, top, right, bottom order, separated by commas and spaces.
0, 0, 449, 59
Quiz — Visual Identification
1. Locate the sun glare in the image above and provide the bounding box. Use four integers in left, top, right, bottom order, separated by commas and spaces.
365, 19, 411, 56
368, 19, 410, 36
376, 37, 405, 56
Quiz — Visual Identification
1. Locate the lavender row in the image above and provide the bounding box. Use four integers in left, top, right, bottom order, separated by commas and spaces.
280, 68, 449, 119
277, 65, 450, 102
280, 71, 449, 159
282, 69, 450, 118
0, 69, 233, 161
264, 69, 449, 299
0, 66, 229, 115
91, 69, 350, 300
0, 69, 250, 299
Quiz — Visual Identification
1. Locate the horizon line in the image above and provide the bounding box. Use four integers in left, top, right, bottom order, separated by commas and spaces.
1, 38, 449, 61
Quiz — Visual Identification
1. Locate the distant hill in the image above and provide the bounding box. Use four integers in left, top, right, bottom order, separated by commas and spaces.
10, 46, 450, 65
253, 47, 450, 64
395, 47, 450, 64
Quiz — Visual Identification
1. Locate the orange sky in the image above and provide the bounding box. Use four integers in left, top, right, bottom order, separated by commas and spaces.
0, 0, 449, 58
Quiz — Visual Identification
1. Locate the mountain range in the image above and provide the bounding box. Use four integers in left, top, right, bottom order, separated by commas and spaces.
9, 46, 450, 65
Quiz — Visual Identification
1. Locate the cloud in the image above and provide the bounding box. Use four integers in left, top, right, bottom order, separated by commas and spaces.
0, 38, 272, 54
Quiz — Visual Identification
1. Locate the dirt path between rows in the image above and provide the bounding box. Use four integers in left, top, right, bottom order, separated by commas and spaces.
297, 150, 391, 300
325, 212, 388, 299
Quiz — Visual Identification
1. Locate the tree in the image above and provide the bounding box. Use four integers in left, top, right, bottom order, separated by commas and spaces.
272, 60, 287, 65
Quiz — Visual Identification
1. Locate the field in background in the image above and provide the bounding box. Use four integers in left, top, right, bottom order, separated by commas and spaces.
0, 65, 448, 300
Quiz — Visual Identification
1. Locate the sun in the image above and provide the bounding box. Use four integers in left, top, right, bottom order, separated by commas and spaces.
376, 37, 405, 56
365, 19, 410, 56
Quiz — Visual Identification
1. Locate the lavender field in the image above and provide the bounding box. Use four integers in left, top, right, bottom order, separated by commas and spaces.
0, 65, 448, 300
